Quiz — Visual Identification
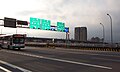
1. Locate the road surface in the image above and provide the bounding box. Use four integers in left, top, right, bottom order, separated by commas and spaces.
0, 47, 120, 72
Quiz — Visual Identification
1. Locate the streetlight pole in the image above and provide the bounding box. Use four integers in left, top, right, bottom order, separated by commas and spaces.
100, 23, 105, 43
107, 13, 113, 48
66, 32, 70, 48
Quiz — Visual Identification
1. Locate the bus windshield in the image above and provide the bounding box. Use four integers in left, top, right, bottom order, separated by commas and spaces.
13, 38, 25, 44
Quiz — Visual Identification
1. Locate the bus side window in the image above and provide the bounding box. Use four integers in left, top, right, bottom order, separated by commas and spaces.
2, 37, 4, 44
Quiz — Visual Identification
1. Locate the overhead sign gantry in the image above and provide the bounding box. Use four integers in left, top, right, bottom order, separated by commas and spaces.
1, 17, 69, 33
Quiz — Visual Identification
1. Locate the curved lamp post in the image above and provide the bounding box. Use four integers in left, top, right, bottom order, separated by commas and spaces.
100, 23, 105, 43
107, 13, 113, 47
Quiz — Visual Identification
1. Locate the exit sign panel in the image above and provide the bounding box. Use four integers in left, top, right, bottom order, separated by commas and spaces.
41, 19, 51, 30
30, 17, 40, 29
57, 22, 65, 32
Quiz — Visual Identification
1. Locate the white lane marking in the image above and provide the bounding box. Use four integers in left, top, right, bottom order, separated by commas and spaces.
2, 50, 112, 70
0, 66, 12, 72
0, 60, 32, 72
43, 57, 112, 70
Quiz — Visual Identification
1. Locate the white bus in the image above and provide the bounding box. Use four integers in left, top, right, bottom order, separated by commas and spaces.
0, 34, 26, 50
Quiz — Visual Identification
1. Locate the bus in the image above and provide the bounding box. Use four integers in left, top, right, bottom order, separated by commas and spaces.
0, 34, 26, 50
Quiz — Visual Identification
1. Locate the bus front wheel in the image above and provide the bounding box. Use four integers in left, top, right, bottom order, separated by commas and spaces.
18, 48, 21, 50
8, 45, 10, 49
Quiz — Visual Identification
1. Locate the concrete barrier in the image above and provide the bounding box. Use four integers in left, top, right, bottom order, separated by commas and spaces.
25, 42, 120, 52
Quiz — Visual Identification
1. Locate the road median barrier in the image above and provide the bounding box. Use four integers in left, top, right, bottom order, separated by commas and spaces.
25, 42, 120, 52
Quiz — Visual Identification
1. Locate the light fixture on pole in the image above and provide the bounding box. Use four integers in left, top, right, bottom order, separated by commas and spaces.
107, 13, 113, 48
100, 23, 105, 43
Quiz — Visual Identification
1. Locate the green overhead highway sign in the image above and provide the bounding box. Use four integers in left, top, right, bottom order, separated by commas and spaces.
30, 17, 40, 29
57, 22, 65, 32
29, 17, 68, 32
41, 19, 51, 30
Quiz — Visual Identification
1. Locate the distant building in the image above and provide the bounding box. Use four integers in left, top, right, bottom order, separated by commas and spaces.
90, 37, 103, 42
74, 27, 87, 41
91, 37, 100, 42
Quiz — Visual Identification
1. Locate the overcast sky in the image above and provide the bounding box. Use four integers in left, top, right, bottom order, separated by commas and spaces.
0, 0, 120, 43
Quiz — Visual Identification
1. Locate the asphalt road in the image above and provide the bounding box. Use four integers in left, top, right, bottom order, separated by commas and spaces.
0, 47, 120, 72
